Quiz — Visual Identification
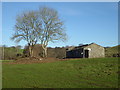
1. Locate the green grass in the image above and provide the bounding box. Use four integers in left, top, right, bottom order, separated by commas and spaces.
2, 57, 119, 88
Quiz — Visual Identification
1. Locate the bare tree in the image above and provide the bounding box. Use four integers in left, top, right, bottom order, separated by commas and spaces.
11, 7, 67, 58
38, 7, 67, 57
11, 11, 42, 57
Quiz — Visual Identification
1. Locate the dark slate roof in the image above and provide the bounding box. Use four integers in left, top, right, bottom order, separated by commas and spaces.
77, 44, 89, 48
69, 43, 100, 50
67, 43, 104, 51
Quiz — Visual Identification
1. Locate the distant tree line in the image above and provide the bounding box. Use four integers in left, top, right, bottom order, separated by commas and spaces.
1, 45, 69, 60
1, 45, 23, 60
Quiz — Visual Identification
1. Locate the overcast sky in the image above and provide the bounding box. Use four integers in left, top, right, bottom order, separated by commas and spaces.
2, 2, 118, 47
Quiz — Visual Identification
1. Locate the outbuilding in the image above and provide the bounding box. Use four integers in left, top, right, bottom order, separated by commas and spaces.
66, 43, 105, 58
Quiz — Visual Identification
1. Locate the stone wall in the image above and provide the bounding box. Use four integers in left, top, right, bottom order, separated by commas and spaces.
84, 43, 105, 58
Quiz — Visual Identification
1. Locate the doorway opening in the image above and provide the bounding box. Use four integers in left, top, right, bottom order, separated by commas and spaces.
85, 50, 89, 58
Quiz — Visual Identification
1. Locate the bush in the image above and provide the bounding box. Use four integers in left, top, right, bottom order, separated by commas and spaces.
3, 46, 23, 60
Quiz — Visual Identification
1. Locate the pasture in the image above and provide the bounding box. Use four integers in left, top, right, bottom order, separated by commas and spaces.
2, 57, 119, 88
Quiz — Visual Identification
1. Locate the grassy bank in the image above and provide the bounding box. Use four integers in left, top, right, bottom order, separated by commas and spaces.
2, 57, 119, 88
105, 45, 120, 57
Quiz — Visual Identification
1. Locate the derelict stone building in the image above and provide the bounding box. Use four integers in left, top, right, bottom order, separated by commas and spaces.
66, 43, 105, 58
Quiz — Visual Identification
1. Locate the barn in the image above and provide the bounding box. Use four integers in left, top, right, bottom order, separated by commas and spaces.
66, 43, 105, 58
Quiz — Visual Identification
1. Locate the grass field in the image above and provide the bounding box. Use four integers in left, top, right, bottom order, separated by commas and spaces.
2, 57, 119, 88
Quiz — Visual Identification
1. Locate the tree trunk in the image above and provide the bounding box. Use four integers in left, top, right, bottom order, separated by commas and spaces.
42, 45, 47, 58
44, 47, 47, 57
31, 45, 34, 57
28, 45, 34, 57
28, 46, 31, 57
31, 48, 33, 57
